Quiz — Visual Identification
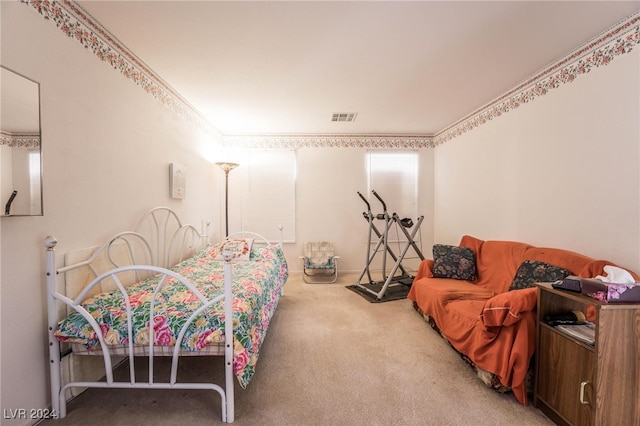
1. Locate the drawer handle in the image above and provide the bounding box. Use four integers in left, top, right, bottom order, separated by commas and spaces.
580, 381, 590, 405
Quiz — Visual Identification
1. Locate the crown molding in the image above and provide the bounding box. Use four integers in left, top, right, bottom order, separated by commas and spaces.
21, 1, 640, 149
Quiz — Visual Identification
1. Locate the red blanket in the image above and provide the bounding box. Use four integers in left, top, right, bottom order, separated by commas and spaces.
407, 235, 636, 405
408, 267, 537, 404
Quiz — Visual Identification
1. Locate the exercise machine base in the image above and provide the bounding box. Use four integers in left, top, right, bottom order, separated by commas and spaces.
348, 276, 413, 303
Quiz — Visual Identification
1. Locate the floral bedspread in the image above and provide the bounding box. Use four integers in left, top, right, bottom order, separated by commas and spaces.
54, 243, 288, 388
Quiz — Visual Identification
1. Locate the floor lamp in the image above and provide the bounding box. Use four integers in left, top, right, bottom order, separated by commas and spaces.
215, 162, 239, 237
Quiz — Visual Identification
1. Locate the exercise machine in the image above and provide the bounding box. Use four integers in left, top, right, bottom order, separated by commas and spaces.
352, 190, 425, 301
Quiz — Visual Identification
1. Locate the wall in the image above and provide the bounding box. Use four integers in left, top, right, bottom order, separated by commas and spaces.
211, 146, 434, 274
0, 3, 222, 424
287, 147, 434, 274
433, 48, 640, 273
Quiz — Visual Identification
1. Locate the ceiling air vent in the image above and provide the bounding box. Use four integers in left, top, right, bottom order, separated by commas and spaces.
331, 112, 358, 122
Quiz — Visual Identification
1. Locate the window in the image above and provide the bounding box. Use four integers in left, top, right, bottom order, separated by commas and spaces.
366, 150, 418, 221
239, 149, 296, 243
29, 150, 41, 214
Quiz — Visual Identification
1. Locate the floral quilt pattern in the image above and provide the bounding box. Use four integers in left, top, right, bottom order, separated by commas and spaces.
54, 244, 288, 388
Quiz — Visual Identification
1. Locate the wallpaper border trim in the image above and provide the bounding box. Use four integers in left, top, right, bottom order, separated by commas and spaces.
0, 131, 41, 149
225, 134, 435, 149
21, 0, 219, 137
21, 1, 640, 149
433, 12, 640, 146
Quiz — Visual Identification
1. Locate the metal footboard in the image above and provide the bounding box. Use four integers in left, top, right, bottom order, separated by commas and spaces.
45, 236, 236, 422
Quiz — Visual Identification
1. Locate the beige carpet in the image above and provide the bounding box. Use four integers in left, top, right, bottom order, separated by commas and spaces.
41, 273, 553, 426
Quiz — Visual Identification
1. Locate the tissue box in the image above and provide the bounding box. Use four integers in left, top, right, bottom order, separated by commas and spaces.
581, 279, 640, 303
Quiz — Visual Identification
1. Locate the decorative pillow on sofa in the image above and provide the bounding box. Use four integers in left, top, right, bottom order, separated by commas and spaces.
432, 244, 477, 281
509, 259, 571, 291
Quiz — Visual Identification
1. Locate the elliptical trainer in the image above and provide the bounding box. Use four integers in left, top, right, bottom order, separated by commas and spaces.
352, 190, 424, 301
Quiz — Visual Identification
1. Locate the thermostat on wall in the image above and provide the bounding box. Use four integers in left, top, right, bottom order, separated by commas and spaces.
169, 163, 186, 199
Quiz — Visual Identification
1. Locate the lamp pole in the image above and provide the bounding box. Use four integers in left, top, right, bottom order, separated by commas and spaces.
215, 162, 239, 237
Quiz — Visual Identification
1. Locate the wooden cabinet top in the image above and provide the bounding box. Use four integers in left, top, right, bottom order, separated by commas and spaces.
535, 282, 640, 310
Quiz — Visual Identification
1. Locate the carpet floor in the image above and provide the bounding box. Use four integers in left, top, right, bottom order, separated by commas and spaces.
40, 273, 553, 426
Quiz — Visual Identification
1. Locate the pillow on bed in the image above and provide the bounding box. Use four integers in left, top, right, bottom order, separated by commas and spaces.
213, 238, 255, 261
509, 259, 571, 291
432, 244, 477, 281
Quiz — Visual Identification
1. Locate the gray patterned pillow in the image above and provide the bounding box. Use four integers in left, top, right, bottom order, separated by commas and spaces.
432, 244, 477, 281
510, 260, 571, 291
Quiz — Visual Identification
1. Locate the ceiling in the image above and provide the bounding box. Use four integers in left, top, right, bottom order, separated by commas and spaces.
77, 1, 639, 137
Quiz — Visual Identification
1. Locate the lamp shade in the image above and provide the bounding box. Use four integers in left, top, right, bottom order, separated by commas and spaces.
215, 162, 239, 173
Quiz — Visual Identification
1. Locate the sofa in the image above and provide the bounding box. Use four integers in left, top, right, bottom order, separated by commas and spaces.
407, 235, 637, 406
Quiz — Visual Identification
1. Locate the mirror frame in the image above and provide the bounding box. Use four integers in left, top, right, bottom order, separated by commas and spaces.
1, 65, 43, 217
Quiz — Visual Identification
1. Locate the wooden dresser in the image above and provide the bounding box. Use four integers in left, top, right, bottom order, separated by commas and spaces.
534, 282, 640, 426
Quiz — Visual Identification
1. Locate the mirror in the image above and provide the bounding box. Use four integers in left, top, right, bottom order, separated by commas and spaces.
1, 66, 42, 216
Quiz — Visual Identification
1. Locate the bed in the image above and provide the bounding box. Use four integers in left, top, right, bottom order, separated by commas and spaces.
45, 207, 288, 423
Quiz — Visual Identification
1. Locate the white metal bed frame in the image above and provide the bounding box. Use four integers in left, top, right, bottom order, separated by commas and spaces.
45, 207, 278, 423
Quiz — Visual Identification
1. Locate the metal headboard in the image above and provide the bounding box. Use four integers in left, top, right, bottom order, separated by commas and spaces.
56, 207, 209, 300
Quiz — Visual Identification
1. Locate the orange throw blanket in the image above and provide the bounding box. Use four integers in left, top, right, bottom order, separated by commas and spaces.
408, 235, 637, 405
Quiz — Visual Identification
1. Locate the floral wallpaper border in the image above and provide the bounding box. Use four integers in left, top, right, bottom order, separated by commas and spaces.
21, 0, 217, 136
433, 11, 640, 146
21, 1, 640, 149
225, 134, 435, 149
0, 131, 41, 149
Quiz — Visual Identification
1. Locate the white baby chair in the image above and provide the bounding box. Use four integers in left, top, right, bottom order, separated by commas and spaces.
301, 241, 339, 283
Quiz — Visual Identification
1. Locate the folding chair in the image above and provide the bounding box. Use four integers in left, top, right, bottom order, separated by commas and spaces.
301, 241, 339, 283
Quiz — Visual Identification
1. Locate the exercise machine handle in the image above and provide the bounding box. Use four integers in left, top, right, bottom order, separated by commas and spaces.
5, 190, 17, 215
371, 190, 387, 213
357, 191, 371, 212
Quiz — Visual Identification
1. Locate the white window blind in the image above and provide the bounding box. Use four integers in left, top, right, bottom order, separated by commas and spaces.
366, 150, 418, 221
240, 149, 296, 243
